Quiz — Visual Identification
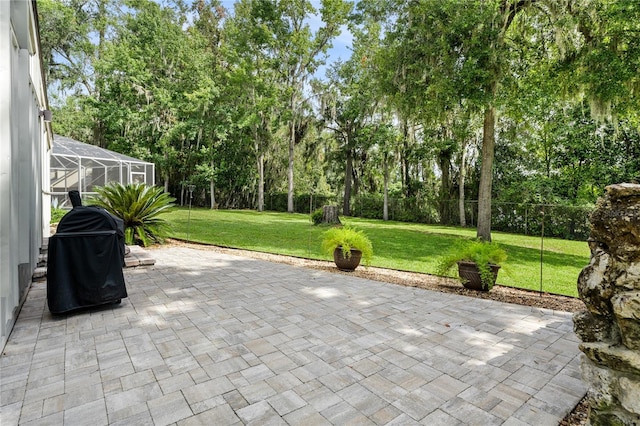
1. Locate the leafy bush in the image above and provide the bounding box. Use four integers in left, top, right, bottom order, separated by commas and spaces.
436, 239, 507, 291
351, 194, 384, 219
51, 207, 68, 224
321, 226, 373, 265
90, 183, 176, 246
491, 203, 592, 240
311, 208, 324, 225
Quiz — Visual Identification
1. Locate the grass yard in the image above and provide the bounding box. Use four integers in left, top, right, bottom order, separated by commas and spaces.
164, 208, 590, 297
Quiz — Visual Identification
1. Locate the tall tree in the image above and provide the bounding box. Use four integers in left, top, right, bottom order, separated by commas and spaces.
245, 0, 351, 213
95, 0, 196, 190
225, 0, 283, 211
319, 56, 379, 216
38, 0, 114, 147
377, 0, 573, 241
38, 0, 105, 98
190, 0, 229, 209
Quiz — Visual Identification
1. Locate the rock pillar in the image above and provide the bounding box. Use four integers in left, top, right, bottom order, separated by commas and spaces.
574, 183, 640, 425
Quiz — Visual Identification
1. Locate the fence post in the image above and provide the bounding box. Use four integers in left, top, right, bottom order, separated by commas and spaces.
539, 207, 545, 295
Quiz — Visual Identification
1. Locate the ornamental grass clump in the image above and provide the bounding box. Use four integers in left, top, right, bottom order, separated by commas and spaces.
436, 239, 507, 290
321, 226, 373, 266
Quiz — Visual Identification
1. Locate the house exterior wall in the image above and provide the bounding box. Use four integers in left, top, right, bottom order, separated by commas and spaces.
0, 0, 51, 350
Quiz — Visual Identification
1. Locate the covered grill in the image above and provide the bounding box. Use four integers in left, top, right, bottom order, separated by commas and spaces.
47, 195, 128, 314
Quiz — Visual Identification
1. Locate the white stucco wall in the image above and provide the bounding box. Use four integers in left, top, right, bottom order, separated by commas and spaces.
0, 0, 51, 350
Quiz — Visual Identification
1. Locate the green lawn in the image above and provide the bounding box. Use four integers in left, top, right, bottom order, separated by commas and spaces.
164, 208, 590, 297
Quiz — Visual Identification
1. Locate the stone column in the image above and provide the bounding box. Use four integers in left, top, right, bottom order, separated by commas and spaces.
573, 183, 640, 425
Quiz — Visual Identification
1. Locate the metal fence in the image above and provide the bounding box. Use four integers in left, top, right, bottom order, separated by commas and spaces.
267, 193, 594, 241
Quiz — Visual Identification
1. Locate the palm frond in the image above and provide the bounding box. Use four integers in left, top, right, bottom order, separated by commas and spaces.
91, 183, 176, 246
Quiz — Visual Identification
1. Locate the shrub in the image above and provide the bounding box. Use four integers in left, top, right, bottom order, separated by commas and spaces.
51, 206, 67, 224
352, 194, 384, 219
321, 226, 373, 265
436, 239, 507, 291
90, 183, 176, 246
311, 208, 324, 225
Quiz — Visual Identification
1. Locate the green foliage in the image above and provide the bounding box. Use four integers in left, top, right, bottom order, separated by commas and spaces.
351, 194, 384, 220
229, 0, 352, 212
351, 193, 443, 223
321, 226, 373, 265
38, 0, 640, 234
51, 207, 67, 224
570, 1, 640, 119
437, 239, 508, 291
90, 183, 175, 247
267, 193, 336, 213
37, 0, 97, 96
311, 208, 324, 225
164, 209, 588, 297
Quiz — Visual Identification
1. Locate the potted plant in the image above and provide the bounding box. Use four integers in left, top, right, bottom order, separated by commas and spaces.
436, 239, 507, 291
321, 226, 373, 271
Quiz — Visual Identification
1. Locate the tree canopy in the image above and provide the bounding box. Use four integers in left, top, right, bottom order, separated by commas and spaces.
40, 0, 640, 240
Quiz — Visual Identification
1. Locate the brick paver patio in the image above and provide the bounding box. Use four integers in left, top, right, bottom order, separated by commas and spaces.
1, 246, 586, 425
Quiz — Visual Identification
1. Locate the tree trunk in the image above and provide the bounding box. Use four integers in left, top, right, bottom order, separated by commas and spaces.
253, 118, 265, 213
439, 151, 452, 225
92, 0, 106, 148
93, 121, 105, 148
321, 205, 341, 224
252, 88, 265, 213
401, 120, 410, 197
458, 145, 466, 227
477, 106, 495, 242
210, 158, 216, 209
163, 151, 169, 193
343, 148, 353, 216
287, 96, 295, 213
383, 153, 389, 221
257, 151, 264, 212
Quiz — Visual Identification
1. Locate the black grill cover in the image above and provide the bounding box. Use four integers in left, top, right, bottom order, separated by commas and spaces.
47, 206, 128, 314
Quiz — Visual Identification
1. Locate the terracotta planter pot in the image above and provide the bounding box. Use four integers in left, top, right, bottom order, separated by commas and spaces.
333, 247, 362, 271
457, 261, 501, 291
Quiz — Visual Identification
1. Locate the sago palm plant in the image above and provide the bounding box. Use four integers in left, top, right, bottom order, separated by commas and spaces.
91, 183, 175, 246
